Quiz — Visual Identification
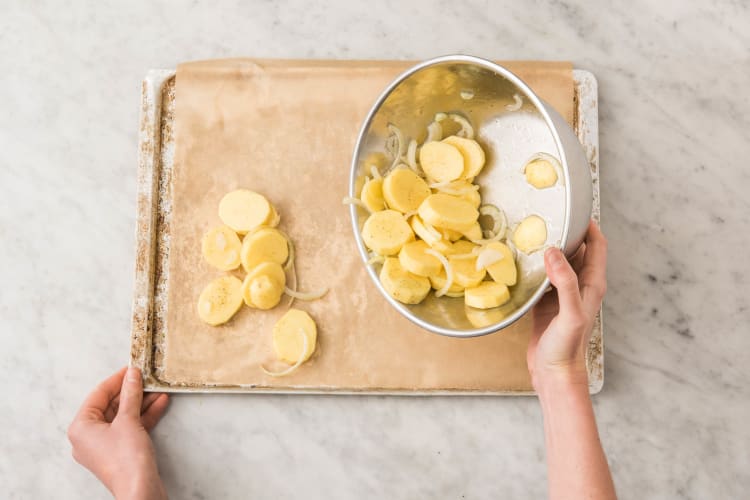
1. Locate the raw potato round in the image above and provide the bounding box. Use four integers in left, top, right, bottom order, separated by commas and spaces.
273, 309, 317, 364
218, 189, 272, 234
197, 276, 244, 326
465, 282, 511, 309
379, 257, 431, 305
240, 227, 289, 273
418, 194, 479, 232
440, 228, 463, 242
362, 210, 414, 256
448, 241, 486, 288
201, 225, 242, 271
460, 221, 482, 242
513, 215, 548, 254
419, 141, 465, 183
399, 240, 442, 277
360, 177, 386, 212
441, 135, 486, 179
241, 262, 286, 309
382, 169, 431, 213
524, 158, 558, 189
485, 242, 517, 286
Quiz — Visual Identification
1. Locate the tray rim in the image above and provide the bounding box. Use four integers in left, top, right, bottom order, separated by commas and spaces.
130, 64, 602, 396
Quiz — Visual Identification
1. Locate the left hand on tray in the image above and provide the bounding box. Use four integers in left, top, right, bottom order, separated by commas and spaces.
67, 366, 169, 500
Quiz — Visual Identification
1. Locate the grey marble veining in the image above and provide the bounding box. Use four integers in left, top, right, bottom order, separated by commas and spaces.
1, 1, 748, 498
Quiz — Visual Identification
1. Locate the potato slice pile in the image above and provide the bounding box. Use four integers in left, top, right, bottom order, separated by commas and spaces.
354, 113, 560, 323
356, 118, 518, 313
198, 189, 290, 324
197, 189, 324, 375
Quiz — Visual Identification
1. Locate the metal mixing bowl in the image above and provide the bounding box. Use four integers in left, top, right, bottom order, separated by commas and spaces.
349, 55, 592, 337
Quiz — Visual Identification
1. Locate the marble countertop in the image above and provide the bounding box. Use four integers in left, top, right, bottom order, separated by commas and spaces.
2, 1, 748, 498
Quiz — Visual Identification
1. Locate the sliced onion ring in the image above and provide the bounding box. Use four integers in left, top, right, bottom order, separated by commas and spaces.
261, 329, 309, 377
342, 196, 372, 214
425, 249, 453, 297
425, 121, 443, 143
475, 247, 504, 271
506, 93, 523, 111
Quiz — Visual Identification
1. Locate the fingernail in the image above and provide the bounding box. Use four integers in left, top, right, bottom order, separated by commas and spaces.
126, 367, 140, 383
547, 248, 564, 270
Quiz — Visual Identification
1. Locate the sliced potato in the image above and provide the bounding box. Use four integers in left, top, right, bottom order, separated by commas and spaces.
218, 189, 272, 234
380, 257, 431, 304
201, 225, 242, 271
485, 242, 517, 286
465, 282, 511, 309
399, 240, 442, 277
240, 227, 289, 273
382, 168, 431, 213
197, 276, 244, 326
513, 215, 548, 254
360, 177, 386, 212
242, 262, 286, 309
448, 241, 485, 288
418, 194, 479, 232
442, 135, 486, 179
524, 158, 558, 189
419, 141, 464, 183
273, 309, 317, 364
460, 221, 482, 241
440, 228, 463, 242
362, 210, 414, 256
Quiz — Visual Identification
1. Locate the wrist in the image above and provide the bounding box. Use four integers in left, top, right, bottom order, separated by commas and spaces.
532, 363, 589, 397
111, 463, 165, 500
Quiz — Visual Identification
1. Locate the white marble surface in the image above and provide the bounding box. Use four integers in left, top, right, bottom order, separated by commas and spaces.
1, 1, 749, 498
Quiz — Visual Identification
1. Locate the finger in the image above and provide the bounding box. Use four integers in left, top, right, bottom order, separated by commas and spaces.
141, 392, 162, 413
141, 394, 170, 431
569, 242, 586, 275
579, 220, 608, 317
76, 367, 127, 421
115, 367, 144, 421
544, 247, 583, 320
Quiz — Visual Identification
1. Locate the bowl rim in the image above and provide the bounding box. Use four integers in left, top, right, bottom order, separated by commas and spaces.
348, 54, 573, 337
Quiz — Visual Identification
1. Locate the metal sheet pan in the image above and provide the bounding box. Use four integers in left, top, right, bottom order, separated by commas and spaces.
130, 66, 602, 395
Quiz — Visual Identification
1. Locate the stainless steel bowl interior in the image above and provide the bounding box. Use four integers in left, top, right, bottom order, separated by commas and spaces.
350, 55, 580, 337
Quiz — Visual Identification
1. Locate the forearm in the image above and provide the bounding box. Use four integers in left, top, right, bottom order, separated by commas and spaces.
537, 377, 616, 500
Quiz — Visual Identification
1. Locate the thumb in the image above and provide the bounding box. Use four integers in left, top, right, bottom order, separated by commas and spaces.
116, 366, 144, 421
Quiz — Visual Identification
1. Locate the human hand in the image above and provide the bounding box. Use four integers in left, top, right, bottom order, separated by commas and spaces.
67, 367, 170, 500
527, 220, 608, 391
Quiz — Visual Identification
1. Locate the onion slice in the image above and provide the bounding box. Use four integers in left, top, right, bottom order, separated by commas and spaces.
284, 286, 328, 301
425, 249, 453, 297
422, 220, 443, 241
506, 93, 523, 111
406, 139, 419, 173
261, 329, 309, 377
447, 113, 474, 139
425, 121, 443, 143
342, 196, 372, 214
475, 246, 504, 271
370, 165, 382, 179
386, 124, 406, 172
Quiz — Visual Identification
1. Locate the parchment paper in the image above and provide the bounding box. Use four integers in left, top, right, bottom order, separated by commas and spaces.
164, 59, 574, 391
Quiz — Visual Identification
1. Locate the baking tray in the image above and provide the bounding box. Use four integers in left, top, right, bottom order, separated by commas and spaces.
130, 65, 602, 395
